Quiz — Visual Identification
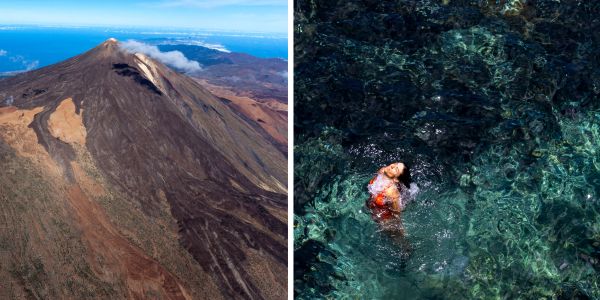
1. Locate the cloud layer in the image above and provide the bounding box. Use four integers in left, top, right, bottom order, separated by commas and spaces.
120, 40, 201, 73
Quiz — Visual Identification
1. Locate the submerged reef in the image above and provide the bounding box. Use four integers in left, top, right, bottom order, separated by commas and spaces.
295, 0, 600, 298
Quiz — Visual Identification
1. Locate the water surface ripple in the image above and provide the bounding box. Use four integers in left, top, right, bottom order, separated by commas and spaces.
294, 1, 600, 298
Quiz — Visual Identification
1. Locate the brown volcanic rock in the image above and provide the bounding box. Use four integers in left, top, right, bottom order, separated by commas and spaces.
0, 39, 287, 299
197, 79, 287, 154
157, 44, 288, 155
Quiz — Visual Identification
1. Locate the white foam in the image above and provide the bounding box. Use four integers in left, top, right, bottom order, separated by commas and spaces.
408, 183, 420, 198
368, 174, 391, 196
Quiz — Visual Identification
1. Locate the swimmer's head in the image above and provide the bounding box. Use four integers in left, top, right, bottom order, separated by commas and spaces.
383, 162, 406, 179
384, 162, 412, 187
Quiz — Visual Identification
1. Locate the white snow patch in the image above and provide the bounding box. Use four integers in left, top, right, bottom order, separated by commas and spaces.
134, 53, 160, 88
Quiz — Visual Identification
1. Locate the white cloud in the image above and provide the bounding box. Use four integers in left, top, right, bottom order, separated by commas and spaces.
0, 51, 39, 74
119, 40, 201, 73
154, 0, 286, 8
9, 55, 39, 70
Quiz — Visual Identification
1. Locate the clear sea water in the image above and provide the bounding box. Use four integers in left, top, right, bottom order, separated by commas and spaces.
294, 1, 600, 299
0, 25, 287, 74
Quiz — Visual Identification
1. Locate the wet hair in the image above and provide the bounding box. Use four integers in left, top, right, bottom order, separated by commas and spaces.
398, 165, 412, 187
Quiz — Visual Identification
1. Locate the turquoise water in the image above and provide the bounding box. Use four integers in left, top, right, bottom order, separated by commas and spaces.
295, 115, 600, 298
294, 1, 600, 298
0, 25, 287, 74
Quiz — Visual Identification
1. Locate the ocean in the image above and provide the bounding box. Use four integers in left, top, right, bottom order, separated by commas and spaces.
294, 1, 600, 299
0, 25, 287, 75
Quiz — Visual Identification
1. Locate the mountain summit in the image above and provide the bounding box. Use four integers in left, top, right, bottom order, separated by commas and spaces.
0, 39, 286, 299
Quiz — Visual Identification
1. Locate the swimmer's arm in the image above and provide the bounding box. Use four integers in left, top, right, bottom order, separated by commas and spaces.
390, 196, 402, 212
385, 187, 402, 212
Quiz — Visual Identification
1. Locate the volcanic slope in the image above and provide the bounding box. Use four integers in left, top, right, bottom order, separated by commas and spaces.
0, 39, 287, 300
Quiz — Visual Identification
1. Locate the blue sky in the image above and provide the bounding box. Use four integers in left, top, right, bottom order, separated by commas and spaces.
0, 0, 287, 33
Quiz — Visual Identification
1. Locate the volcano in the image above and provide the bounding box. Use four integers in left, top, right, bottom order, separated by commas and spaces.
0, 39, 287, 299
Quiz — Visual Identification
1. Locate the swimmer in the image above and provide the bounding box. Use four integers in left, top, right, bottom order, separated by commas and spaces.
366, 162, 412, 235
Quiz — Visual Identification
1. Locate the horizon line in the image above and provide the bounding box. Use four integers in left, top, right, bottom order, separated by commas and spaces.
0, 22, 288, 36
